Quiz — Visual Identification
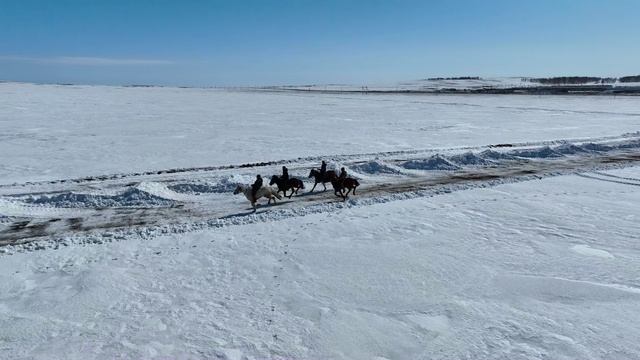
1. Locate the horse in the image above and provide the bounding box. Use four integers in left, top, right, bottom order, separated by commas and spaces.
331, 177, 360, 200
269, 175, 305, 198
233, 184, 282, 212
308, 169, 337, 192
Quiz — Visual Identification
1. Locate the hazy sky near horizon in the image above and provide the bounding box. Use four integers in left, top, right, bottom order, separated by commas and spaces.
1, 0, 639, 86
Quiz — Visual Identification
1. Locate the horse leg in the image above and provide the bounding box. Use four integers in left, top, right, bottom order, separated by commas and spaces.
287, 188, 293, 199
310, 182, 317, 192
352, 186, 357, 195
322, 182, 327, 191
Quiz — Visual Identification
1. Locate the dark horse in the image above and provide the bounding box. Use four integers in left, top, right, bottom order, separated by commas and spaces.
269, 175, 305, 198
331, 177, 360, 200
308, 169, 337, 192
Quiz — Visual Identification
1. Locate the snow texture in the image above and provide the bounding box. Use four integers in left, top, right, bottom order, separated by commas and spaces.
1, 83, 640, 359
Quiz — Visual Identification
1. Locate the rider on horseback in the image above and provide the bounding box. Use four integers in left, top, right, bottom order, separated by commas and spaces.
251, 174, 263, 202
281, 166, 289, 182
320, 161, 327, 177
338, 167, 347, 186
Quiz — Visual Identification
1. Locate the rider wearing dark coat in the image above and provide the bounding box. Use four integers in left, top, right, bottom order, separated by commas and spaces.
338, 167, 347, 183
281, 166, 289, 182
251, 175, 263, 202
320, 161, 327, 176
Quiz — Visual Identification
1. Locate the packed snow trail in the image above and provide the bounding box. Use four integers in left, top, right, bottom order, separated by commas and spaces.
1, 136, 639, 249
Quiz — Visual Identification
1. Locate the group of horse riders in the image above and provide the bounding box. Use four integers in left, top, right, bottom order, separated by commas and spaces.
250, 160, 352, 202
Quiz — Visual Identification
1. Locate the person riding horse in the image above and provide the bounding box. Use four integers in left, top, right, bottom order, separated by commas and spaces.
320, 161, 327, 177
251, 174, 263, 202
281, 166, 289, 182
330, 167, 359, 200
338, 167, 347, 185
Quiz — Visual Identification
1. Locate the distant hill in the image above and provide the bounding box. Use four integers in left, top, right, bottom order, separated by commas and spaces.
257, 75, 640, 95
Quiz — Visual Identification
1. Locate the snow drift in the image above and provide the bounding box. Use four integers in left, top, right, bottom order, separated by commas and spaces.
401, 155, 460, 171
349, 160, 403, 175
24, 188, 175, 208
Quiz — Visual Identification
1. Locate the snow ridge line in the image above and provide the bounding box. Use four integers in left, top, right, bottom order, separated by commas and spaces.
3, 156, 639, 255
2, 132, 638, 189
576, 174, 640, 187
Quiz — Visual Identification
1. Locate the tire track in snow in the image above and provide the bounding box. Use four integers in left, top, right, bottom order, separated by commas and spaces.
576, 174, 640, 187
592, 171, 640, 183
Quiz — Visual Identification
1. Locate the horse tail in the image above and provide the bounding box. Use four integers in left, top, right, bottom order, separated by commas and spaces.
354, 179, 360, 187
299, 180, 305, 189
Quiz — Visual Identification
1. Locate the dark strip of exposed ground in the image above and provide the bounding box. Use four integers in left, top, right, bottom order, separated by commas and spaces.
254, 85, 640, 96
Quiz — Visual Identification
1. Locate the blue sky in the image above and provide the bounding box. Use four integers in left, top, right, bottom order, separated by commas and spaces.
1, 0, 639, 86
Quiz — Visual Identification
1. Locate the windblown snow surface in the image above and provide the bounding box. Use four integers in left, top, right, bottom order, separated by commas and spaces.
1, 83, 640, 359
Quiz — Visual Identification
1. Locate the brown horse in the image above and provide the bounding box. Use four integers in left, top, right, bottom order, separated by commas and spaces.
308, 169, 337, 192
269, 175, 305, 198
331, 177, 360, 200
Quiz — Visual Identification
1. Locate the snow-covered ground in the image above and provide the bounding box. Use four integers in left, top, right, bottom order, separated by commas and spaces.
1, 83, 640, 359
2, 82, 640, 184
2, 168, 640, 359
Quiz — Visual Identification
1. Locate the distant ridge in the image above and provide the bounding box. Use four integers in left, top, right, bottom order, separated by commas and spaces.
258, 75, 640, 96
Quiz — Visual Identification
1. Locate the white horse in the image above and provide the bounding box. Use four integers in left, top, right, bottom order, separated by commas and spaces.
233, 184, 282, 212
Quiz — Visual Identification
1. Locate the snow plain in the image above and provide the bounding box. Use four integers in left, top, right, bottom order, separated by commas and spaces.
2, 82, 640, 184
1, 83, 640, 359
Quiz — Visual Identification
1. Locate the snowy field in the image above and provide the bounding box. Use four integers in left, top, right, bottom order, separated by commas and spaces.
2, 82, 640, 184
1, 83, 640, 359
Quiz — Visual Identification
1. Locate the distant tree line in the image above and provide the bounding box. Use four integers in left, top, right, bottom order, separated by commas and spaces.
619, 75, 640, 83
525, 76, 640, 85
525, 77, 603, 85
